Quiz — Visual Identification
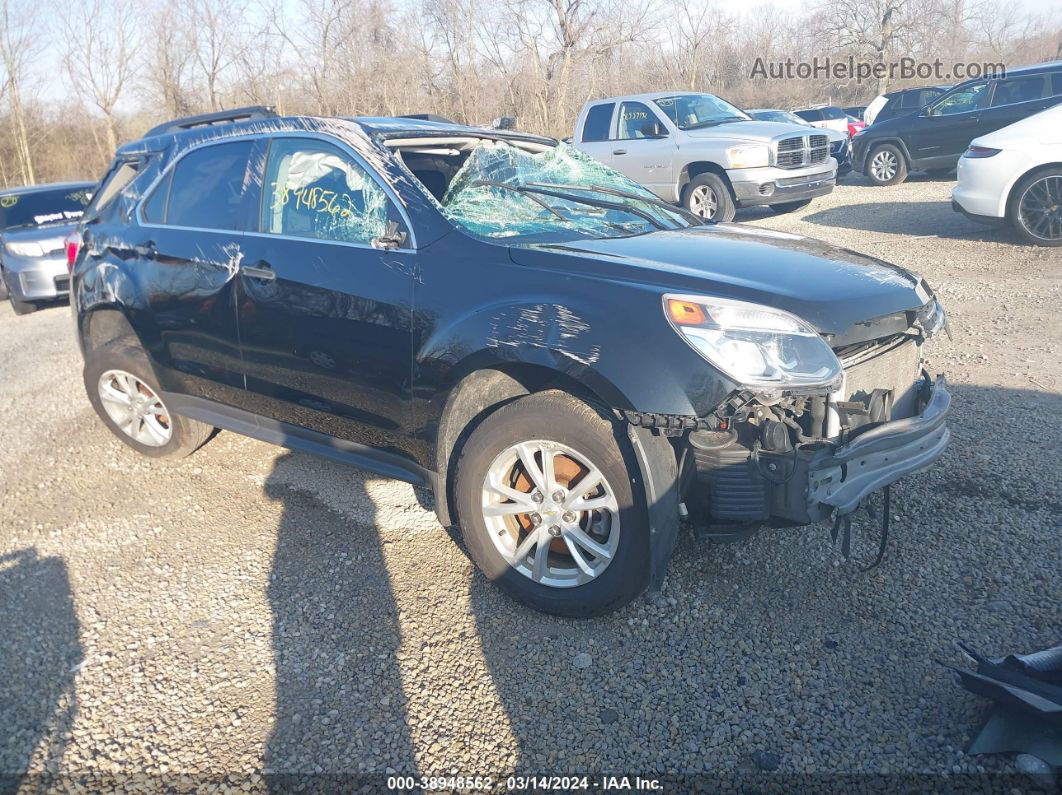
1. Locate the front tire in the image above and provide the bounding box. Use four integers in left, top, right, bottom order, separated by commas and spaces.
1008, 167, 1062, 246
866, 144, 908, 186
682, 173, 736, 222
769, 199, 812, 214
84, 341, 214, 459
454, 390, 649, 617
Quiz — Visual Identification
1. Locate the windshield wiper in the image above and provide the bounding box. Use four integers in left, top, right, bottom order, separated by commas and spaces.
469, 180, 568, 221
513, 185, 668, 230
527, 182, 705, 227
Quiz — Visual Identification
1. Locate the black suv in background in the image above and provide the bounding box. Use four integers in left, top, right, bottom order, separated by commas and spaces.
854, 62, 1062, 185
868, 85, 952, 126
71, 107, 951, 616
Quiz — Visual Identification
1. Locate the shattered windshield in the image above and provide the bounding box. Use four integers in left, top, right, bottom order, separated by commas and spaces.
438, 141, 694, 243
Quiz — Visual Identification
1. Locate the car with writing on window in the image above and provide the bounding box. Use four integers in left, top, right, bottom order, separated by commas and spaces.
573, 92, 837, 222
0, 182, 94, 314
72, 106, 950, 616
746, 109, 851, 175
853, 63, 1062, 186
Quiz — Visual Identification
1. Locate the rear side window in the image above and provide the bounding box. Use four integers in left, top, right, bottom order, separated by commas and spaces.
821, 107, 846, 119
159, 141, 254, 230
991, 75, 1046, 106
899, 91, 922, 108
581, 103, 614, 142
795, 109, 823, 121
88, 160, 137, 215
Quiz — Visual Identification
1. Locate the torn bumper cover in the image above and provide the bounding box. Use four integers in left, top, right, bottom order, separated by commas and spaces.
807, 375, 951, 520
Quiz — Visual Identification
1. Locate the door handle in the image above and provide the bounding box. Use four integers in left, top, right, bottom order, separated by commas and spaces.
612, 148, 627, 155
241, 261, 276, 281
133, 241, 156, 259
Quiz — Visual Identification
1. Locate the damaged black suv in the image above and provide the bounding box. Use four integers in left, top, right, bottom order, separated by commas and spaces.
72, 106, 951, 616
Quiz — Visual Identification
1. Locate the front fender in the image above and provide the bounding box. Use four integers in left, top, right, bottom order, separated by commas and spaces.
418, 295, 735, 418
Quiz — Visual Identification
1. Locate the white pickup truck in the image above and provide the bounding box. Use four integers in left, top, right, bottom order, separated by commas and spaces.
573, 92, 837, 222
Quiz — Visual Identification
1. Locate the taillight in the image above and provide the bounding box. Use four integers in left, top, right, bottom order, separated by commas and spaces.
65, 230, 80, 271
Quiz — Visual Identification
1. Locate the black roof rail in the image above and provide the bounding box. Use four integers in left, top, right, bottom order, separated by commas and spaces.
399, 113, 458, 124
143, 105, 279, 138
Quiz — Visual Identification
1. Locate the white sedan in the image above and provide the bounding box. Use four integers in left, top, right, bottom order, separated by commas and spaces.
952, 103, 1062, 246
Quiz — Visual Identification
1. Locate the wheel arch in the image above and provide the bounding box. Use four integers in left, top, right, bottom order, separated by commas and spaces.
432, 362, 621, 529
865, 138, 913, 169
678, 161, 735, 200
1003, 161, 1062, 220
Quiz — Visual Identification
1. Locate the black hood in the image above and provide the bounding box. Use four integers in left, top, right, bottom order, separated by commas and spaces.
509, 224, 931, 338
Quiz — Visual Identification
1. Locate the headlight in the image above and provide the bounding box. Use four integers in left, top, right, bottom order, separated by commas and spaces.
916, 297, 947, 338
962, 145, 1001, 158
664, 294, 842, 389
5, 240, 45, 257
726, 145, 770, 169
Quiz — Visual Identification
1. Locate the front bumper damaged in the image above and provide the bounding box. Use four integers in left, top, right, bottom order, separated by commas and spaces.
807, 375, 950, 519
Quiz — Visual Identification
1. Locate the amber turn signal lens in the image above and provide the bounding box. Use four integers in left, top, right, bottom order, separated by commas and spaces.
667, 299, 706, 326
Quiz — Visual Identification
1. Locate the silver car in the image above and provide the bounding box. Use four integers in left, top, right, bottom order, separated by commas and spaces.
0, 181, 94, 315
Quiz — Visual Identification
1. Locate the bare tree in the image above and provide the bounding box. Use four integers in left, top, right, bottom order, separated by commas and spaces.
142, 0, 196, 116
61, 0, 141, 163
0, 0, 38, 184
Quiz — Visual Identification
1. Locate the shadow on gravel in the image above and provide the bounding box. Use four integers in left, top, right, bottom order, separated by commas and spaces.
461, 383, 1062, 778
0, 548, 81, 789
803, 200, 1019, 243
262, 452, 416, 789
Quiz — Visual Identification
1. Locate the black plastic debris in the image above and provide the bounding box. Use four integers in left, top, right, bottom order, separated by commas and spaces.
945, 642, 1062, 769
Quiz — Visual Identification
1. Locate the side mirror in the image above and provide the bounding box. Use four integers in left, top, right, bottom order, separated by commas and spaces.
372, 220, 408, 250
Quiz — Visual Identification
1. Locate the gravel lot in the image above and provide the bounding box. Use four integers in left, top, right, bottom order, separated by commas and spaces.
1, 174, 1060, 789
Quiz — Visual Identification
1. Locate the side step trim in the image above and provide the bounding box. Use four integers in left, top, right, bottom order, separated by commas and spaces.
162, 393, 434, 488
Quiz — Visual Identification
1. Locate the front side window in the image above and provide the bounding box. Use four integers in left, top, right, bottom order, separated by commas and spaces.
616, 102, 666, 139
261, 138, 405, 245
990, 76, 1046, 106
795, 109, 823, 121
821, 107, 847, 119
931, 82, 989, 115
581, 103, 614, 142
159, 141, 254, 230
654, 94, 750, 130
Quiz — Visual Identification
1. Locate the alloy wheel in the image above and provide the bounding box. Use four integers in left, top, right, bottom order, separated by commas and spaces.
688, 185, 718, 219
480, 440, 620, 588
1017, 175, 1062, 242
97, 369, 173, 447
870, 150, 898, 182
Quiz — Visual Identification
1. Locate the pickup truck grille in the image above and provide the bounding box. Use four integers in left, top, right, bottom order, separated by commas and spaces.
775, 134, 831, 169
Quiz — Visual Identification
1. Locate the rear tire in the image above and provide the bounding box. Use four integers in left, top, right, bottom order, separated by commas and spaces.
769, 199, 812, 214
682, 173, 736, 222
1008, 167, 1062, 247
84, 341, 214, 459
454, 390, 649, 617
866, 144, 908, 186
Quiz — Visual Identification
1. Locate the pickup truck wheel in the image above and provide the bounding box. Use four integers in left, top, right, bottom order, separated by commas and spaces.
84, 341, 214, 459
769, 199, 812, 214
454, 390, 648, 617
683, 173, 735, 222
866, 144, 908, 186
1008, 168, 1062, 246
